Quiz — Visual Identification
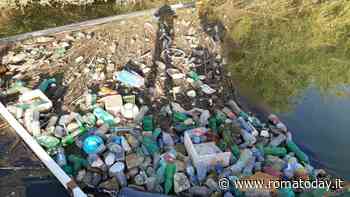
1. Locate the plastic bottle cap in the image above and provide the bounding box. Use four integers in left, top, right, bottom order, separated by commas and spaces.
110, 162, 125, 173
83, 135, 104, 154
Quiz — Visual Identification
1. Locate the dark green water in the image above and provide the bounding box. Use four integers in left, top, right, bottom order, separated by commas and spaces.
278, 86, 350, 180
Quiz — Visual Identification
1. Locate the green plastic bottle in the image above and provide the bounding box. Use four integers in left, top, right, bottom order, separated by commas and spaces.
217, 139, 227, 151
143, 116, 154, 131
188, 71, 200, 81
152, 128, 162, 139
164, 163, 176, 194
36, 135, 60, 150
208, 117, 218, 133
142, 136, 159, 155
173, 112, 189, 122
62, 164, 74, 176
62, 127, 87, 146
263, 146, 287, 157
39, 78, 56, 92
67, 155, 88, 175
215, 111, 227, 125
231, 144, 241, 158
286, 140, 310, 164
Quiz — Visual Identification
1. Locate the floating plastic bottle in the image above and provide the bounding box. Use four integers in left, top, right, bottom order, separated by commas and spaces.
164, 163, 176, 194
199, 110, 210, 126
68, 155, 88, 175
143, 116, 154, 131
93, 107, 116, 127
83, 135, 106, 154
111, 143, 125, 161
24, 109, 41, 136
269, 134, 287, 147
46, 115, 58, 134
36, 135, 60, 151
240, 129, 256, 147
286, 140, 310, 164
251, 147, 264, 162
188, 70, 200, 81
222, 107, 236, 119
263, 146, 287, 157
110, 162, 128, 187
186, 162, 198, 184
237, 117, 258, 136
268, 114, 288, 132
38, 78, 56, 92
242, 156, 255, 176
104, 151, 116, 166
134, 106, 149, 123
229, 149, 253, 175
173, 112, 189, 122
227, 100, 242, 114
56, 147, 67, 167
62, 126, 87, 146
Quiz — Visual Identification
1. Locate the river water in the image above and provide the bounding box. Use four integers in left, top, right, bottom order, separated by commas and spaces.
278, 86, 350, 180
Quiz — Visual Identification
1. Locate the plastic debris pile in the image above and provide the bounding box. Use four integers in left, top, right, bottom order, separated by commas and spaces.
0, 6, 347, 197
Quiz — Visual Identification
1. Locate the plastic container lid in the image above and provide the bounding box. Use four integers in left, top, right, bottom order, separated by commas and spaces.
110, 162, 125, 173
83, 135, 104, 154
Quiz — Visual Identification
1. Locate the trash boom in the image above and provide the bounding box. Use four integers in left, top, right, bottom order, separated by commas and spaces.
0, 102, 87, 197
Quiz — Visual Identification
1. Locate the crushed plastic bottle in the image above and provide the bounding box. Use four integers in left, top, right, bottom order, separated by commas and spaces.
228, 149, 253, 175
110, 162, 128, 187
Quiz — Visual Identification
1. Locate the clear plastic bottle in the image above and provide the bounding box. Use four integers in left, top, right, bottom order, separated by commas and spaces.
46, 115, 58, 134
24, 109, 41, 136
56, 147, 67, 167
269, 134, 287, 147
134, 106, 149, 123
109, 162, 127, 187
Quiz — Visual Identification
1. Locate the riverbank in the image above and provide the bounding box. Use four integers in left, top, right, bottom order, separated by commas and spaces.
0, 0, 192, 38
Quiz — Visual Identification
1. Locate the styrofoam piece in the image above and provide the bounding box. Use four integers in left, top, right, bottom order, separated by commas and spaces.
19, 89, 53, 112
102, 94, 123, 116
184, 128, 231, 169
0, 102, 87, 197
